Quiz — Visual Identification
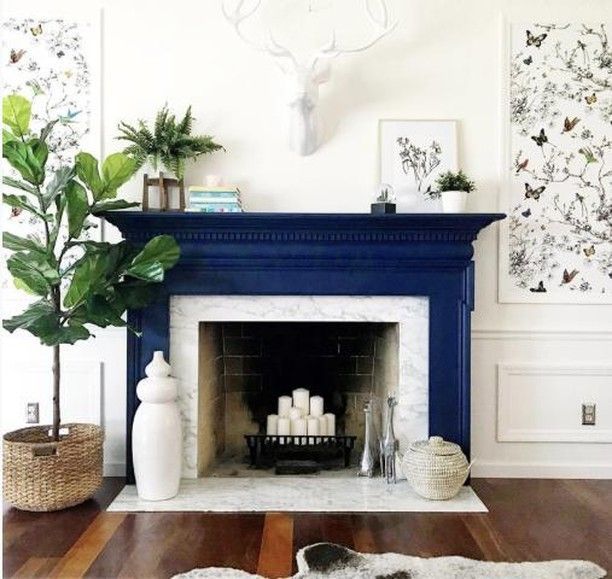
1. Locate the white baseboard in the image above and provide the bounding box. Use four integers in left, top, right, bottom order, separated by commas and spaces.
472, 460, 612, 479
103, 462, 126, 477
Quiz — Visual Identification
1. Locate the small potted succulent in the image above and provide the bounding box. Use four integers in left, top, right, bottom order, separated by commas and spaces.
434, 170, 475, 213
371, 183, 396, 214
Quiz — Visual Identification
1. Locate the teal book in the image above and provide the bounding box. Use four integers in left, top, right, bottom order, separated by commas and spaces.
186, 203, 243, 213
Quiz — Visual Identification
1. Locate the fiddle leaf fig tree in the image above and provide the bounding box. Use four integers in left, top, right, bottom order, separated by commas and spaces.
2, 94, 180, 441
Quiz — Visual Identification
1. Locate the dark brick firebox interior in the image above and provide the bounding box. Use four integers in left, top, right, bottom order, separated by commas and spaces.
198, 321, 398, 473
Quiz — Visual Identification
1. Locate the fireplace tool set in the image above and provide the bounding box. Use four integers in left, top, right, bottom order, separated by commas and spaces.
358, 395, 399, 484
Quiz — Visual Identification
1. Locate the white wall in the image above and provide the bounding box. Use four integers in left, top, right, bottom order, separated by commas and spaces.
2, 0, 611, 478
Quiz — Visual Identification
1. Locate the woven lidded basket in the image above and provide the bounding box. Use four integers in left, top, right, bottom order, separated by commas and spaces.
3, 423, 103, 512
402, 436, 470, 500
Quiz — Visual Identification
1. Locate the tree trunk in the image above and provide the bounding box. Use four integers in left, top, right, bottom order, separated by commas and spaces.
52, 343, 60, 441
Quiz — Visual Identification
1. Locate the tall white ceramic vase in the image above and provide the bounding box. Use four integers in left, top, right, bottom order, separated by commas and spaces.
132, 351, 182, 500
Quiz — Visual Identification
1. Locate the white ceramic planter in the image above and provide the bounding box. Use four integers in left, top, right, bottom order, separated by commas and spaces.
132, 351, 182, 501
441, 190, 468, 213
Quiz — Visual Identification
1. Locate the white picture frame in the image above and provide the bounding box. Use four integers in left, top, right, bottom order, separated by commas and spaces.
379, 119, 458, 213
498, 21, 612, 304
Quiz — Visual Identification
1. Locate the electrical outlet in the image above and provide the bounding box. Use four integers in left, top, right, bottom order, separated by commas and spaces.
26, 402, 39, 424
582, 403, 596, 426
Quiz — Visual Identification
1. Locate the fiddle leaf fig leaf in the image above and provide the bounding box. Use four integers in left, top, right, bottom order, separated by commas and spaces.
3, 94, 31, 137
50, 324, 91, 346
127, 235, 180, 282
43, 166, 73, 208
64, 252, 107, 308
133, 235, 180, 270
3, 128, 17, 145
91, 199, 139, 214
3, 175, 37, 195
65, 180, 89, 238
3, 301, 90, 345
75, 152, 104, 199
80, 294, 127, 328
7, 252, 60, 296
3, 300, 57, 334
113, 279, 157, 309
3, 232, 46, 254
100, 153, 137, 198
3, 139, 45, 185
3, 194, 48, 220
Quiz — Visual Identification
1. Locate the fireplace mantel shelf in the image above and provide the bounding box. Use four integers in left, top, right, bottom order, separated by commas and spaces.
104, 211, 505, 244
104, 210, 505, 483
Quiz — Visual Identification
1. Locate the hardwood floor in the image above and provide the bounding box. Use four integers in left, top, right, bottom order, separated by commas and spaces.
4, 478, 611, 578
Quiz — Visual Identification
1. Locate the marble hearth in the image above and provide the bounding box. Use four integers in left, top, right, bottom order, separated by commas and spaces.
171, 295, 428, 478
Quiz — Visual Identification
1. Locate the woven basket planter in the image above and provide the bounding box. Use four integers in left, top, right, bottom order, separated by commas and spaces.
402, 436, 470, 500
3, 423, 103, 512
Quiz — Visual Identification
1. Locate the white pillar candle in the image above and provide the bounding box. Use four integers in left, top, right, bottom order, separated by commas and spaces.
289, 407, 304, 420
291, 417, 307, 445
324, 413, 336, 436
291, 417, 307, 436
307, 416, 320, 436
266, 414, 279, 435
309, 395, 324, 417
277, 417, 291, 444
278, 396, 292, 417
292, 388, 310, 414
318, 415, 328, 436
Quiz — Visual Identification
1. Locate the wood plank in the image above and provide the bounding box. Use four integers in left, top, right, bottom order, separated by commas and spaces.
2, 478, 124, 578
461, 514, 511, 561
472, 478, 612, 570
49, 513, 126, 578
86, 513, 265, 579
351, 514, 378, 553
257, 512, 294, 579
13, 557, 58, 578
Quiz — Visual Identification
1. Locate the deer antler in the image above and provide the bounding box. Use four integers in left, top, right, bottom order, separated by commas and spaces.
309, 0, 397, 70
222, 0, 299, 67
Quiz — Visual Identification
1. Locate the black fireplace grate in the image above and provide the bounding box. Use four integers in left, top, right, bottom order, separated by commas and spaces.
244, 434, 357, 470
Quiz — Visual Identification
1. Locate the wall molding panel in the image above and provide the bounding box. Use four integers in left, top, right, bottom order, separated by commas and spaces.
497, 364, 612, 443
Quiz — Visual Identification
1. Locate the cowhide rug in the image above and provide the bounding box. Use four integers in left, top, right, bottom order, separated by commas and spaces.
173, 542, 606, 579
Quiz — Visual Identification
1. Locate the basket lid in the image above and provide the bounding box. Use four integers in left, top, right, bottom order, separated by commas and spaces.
409, 436, 463, 456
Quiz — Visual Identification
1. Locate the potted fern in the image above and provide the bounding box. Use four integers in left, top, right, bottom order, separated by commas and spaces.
434, 170, 476, 213
2, 94, 180, 511
117, 104, 224, 190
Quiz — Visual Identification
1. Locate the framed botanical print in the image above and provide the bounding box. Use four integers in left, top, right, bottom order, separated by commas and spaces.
498, 22, 612, 304
379, 119, 458, 212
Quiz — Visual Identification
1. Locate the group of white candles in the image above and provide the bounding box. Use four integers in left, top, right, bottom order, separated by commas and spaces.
266, 388, 336, 438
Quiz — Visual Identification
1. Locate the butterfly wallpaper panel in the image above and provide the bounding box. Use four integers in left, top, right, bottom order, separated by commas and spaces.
499, 23, 612, 304
1, 11, 101, 295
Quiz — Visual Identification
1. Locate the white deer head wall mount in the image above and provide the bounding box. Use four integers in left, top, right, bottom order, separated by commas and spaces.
222, 0, 396, 156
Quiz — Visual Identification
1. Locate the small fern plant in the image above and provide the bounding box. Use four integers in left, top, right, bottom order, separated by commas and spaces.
434, 170, 476, 193
117, 105, 224, 180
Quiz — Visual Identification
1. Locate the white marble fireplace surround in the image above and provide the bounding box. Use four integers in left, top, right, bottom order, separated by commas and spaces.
170, 295, 429, 478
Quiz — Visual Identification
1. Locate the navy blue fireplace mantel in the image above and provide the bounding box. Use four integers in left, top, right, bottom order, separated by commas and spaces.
103, 211, 505, 483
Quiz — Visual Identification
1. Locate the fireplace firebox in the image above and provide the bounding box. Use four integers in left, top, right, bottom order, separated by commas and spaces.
103, 212, 504, 483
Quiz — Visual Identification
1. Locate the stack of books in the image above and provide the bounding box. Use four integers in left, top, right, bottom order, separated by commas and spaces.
186, 186, 243, 213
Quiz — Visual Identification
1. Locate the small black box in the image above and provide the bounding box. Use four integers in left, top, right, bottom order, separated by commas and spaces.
370, 202, 396, 214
